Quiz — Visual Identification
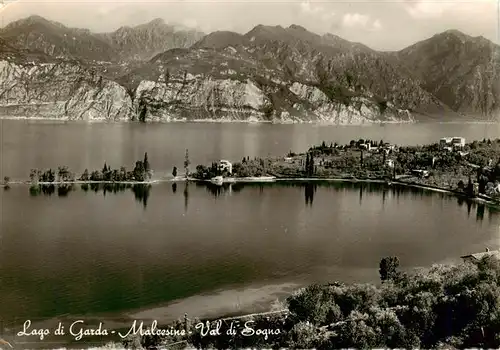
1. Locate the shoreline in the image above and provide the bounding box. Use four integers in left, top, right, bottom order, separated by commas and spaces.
0, 115, 418, 125
4, 176, 498, 207
2, 116, 498, 125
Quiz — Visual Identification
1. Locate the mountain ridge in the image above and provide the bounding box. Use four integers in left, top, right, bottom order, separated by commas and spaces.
0, 16, 498, 123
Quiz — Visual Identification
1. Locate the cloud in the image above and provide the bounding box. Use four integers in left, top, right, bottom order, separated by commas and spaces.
405, 1, 452, 19
342, 13, 369, 27
342, 13, 382, 31
182, 18, 198, 28
0, 0, 19, 13
372, 19, 382, 31
404, 0, 493, 20
300, 1, 322, 15
299, 1, 335, 22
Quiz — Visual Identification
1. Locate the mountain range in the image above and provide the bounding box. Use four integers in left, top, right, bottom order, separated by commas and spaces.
0, 15, 498, 123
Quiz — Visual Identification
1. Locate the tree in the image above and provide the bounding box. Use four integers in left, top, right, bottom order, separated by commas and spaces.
29, 169, 38, 184
133, 161, 146, 181
58, 166, 69, 182
3, 176, 10, 185
80, 169, 89, 181
143, 152, 151, 179
144, 153, 150, 172
120, 166, 127, 181
379, 256, 400, 282
184, 149, 191, 177
360, 150, 364, 167
103, 162, 108, 174
172, 166, 178, 177
304, 153, 315, 177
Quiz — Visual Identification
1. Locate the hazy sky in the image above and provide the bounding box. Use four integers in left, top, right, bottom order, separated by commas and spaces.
0, 0, 497, 50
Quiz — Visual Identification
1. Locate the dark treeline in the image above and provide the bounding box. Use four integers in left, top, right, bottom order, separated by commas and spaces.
28, 152, 153, 184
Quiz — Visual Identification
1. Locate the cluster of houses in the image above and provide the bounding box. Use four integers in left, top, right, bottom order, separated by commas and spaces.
439, 137, 466, 151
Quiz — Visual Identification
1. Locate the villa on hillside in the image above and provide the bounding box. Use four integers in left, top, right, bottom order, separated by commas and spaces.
461, 248, 500, 264
411, 169, 430, 178
359, 143, 375, 151
440, 137, 466, 150
219, 160, 232, 174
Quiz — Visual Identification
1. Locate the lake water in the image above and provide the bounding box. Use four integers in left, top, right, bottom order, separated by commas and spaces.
1, 120, 499, 180
1, 181, 500, 347
1, 120, 500, 347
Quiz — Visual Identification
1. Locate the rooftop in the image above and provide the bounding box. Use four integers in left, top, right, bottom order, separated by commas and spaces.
461, 249, 500, 261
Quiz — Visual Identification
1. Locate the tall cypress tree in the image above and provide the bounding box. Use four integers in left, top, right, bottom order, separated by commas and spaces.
309, 153, 314, 176
143, 152, 151, 179
184, 149, 191, 177
144, 152, 150, 172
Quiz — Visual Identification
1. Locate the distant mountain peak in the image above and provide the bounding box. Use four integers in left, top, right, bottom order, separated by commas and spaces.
191, 30, 246, 49
442, 29, 466, 37
288, 24, 308, 31
4, 15, 61, 29
427, 29, 498, 48
145, 18, 166, 26
24, 14, 48, 22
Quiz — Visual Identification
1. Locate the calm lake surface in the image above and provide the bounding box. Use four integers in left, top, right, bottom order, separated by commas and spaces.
1, 182, 500, 343
1, 120, 500, 347
1, 120, 499, 179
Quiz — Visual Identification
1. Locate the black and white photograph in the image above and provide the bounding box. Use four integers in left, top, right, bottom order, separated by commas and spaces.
0, 0, 500, 348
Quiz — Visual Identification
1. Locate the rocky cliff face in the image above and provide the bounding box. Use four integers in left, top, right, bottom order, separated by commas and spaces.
0, 17, 497, 123
133, 75, 269, 121
131, 72, 413, 123
0, 60, 132, 120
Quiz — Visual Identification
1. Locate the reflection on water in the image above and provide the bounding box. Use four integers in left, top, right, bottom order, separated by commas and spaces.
27, 181, 499, 222
29, 183, 152, 208
2, 180, 499, 332
184, 182, 189, 212
305, 183, 317, 206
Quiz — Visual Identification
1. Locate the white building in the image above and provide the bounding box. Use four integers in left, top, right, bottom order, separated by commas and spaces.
439, 137, 465, 149
360, 143, 375, 151
439, 137, 452, 148
451, 137, 466, 149
219, 160, 232, 174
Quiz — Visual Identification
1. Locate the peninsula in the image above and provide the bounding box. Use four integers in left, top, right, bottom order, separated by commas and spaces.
2, 138, 500, 205
191, 137, 500, 204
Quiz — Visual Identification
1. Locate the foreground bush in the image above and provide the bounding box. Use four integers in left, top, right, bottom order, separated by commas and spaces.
127, 256, 500, 349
